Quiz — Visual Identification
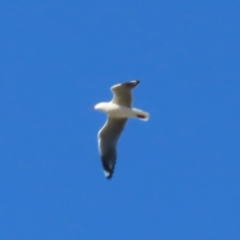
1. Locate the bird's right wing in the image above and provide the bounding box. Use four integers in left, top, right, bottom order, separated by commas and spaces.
98, 117, 127, 179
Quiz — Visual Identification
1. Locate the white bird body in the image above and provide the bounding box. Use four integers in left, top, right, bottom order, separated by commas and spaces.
94, 102, 149, 121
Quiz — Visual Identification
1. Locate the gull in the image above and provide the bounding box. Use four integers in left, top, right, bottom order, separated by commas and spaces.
93, 80, 149, 179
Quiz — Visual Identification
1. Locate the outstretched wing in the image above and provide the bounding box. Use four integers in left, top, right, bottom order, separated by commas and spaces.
98, 117, 127, 179
111, 80, 140, 107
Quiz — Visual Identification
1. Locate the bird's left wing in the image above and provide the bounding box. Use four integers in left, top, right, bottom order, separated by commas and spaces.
98, 117, 127, 179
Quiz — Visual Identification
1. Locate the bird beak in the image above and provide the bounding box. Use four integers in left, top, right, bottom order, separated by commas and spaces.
91, 107, 95, 110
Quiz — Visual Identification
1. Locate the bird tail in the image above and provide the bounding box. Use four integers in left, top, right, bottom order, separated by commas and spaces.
132, 108, 150, 121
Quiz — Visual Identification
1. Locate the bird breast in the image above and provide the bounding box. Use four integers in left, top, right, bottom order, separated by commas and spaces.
106, 104, 136, 118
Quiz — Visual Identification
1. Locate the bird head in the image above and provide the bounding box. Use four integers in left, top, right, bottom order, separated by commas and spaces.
92, 102, 108, 113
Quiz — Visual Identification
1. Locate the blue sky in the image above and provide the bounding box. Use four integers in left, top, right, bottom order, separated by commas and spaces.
0, 1, 239, 239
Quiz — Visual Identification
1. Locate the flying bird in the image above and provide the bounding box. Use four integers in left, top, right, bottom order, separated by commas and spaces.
93, 80, 149, 179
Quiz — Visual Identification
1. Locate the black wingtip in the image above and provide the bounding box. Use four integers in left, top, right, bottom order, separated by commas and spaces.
106, 175, 113, 180
135, 80, 140, 85
131, 80, 140, 85
122, 80, 140, 88
104, 170, 114, 180
102, 162, 115, 179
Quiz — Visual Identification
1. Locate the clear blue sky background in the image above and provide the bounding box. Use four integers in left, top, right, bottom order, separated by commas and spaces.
0, 1, 239, 239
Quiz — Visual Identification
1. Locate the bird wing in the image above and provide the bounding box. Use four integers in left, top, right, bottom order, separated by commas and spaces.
111, 80, 140, 107
98, 117, 127, 179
